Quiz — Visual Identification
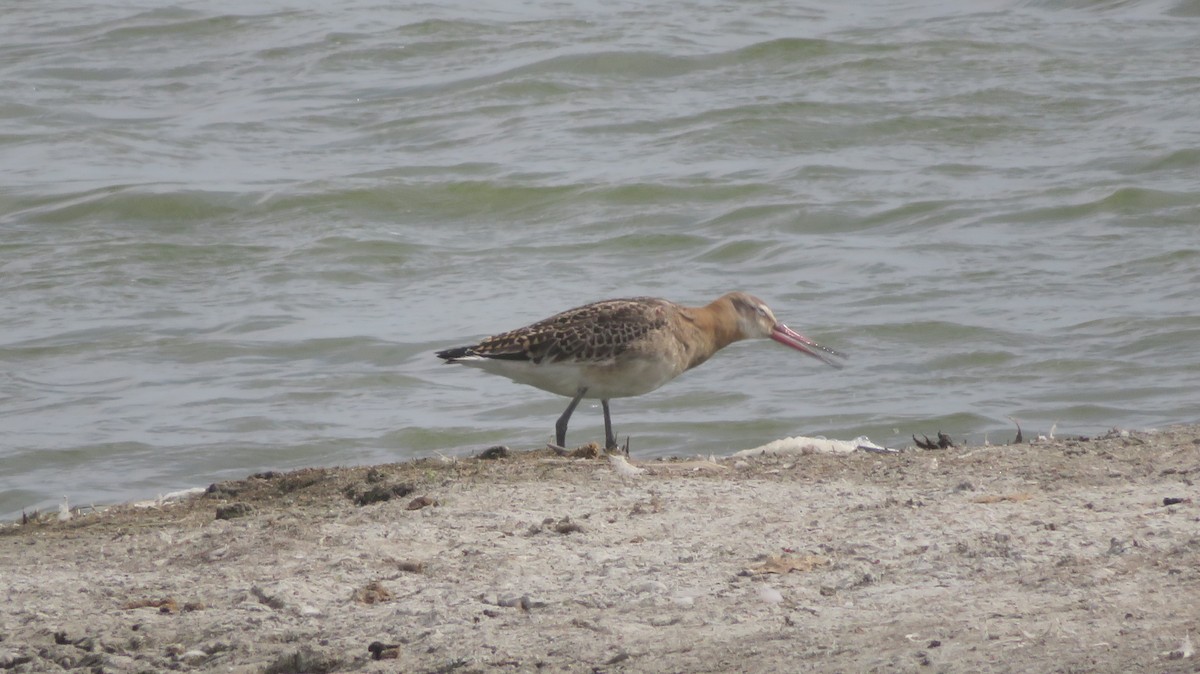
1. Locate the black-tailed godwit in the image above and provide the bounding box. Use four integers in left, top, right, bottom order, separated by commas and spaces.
436, 291, 845, 452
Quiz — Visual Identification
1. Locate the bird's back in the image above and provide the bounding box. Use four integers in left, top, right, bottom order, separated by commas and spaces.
438, 298, 697, 398
440, 297, 674, 366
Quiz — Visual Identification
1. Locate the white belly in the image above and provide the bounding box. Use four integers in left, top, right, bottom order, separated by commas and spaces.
458, 355, 686, 399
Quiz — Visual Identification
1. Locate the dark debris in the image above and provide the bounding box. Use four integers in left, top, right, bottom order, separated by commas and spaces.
478, 445, 510, 460
913, 432, 955, 450
347, 483, 415, 507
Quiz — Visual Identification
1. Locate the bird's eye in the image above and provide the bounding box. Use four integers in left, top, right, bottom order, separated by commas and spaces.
756, 306, 768, 316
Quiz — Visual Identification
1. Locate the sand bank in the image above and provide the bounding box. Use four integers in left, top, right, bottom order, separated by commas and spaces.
2, 426, 1198, 673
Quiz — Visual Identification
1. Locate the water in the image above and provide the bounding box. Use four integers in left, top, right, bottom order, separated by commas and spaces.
2, 0, 1198, 519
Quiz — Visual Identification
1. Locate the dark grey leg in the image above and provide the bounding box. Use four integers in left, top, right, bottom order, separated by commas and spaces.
601, 399, 617, 451
556, 387, 587, 447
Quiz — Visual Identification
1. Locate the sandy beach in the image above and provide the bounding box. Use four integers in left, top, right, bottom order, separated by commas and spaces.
2, 425, 1198, 673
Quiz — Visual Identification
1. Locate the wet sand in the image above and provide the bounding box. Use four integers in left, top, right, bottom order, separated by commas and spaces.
2, 426, 1198, 673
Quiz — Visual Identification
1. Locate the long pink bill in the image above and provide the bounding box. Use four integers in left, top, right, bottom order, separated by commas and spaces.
770, 324, 847, 370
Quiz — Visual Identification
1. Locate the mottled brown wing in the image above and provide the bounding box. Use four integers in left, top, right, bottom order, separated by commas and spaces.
470, 298, 669, 364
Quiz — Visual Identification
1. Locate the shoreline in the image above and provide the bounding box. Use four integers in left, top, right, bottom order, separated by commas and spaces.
3, 425, 1198, 672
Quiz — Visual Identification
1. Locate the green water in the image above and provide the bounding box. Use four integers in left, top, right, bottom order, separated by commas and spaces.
2, 0, 1199, 518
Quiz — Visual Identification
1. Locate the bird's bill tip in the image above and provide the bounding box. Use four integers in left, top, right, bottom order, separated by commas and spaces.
770, 324, 847, 369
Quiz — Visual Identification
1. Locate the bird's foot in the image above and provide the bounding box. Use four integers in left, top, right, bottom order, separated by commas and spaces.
546, 442, 569, 457
604, 436, 630, 457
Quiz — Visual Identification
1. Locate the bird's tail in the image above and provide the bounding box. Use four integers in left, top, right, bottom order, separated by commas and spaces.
435, 346, 475, 362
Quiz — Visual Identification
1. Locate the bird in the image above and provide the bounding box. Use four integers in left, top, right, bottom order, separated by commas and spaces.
435, 291, 846, 452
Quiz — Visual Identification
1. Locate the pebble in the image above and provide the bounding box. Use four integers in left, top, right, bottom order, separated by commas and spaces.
204, 545, 230, 561
609, 455, 645, 477
0, 652, 32, 669
671, 594, 695, 608
758, 586, 784, 604
498, 594, 539, 609
633, 580, 667, 595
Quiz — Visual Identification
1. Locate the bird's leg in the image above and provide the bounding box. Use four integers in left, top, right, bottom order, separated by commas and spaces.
601, 399, 618, 452
556, 387, 587, 448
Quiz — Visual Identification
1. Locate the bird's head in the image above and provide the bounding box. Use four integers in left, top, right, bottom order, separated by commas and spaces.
724, 292, 846, 369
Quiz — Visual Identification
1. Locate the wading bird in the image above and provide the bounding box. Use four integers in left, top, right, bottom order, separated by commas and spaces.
436, 292, 845, 452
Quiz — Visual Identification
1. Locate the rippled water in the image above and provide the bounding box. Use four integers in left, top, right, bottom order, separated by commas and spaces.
2, 0, 1199, 518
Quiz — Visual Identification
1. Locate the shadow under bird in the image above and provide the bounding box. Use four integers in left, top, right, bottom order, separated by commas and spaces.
436, 291, 846, 452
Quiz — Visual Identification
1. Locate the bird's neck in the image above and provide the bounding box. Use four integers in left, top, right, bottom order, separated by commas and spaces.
680, 299, 744, 370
